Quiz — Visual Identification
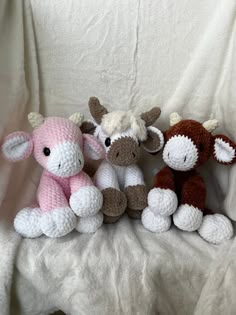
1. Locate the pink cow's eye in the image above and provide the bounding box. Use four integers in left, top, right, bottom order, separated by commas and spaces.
43, 147, 51, 156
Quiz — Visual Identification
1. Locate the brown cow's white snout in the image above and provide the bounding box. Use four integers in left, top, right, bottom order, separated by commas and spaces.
163, 135, 198, 171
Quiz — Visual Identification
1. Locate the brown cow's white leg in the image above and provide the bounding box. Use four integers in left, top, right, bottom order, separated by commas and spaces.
142, 207, 171, 233
173, 204, 203, 231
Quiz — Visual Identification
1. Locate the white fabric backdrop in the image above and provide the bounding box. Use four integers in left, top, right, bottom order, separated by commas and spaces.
30, 0, 236, 219
1, 0, 236, 314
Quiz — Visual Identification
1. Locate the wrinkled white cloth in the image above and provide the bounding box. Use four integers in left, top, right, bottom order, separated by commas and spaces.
1, 0, 236, 314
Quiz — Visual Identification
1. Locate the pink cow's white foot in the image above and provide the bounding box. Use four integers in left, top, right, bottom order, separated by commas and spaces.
76, 212, 104, 233
14, 207, 42, 238
198, 214, 234, 244
148, 188, 178, 216
40, 207, 77, 238
142, 207, 171, 233
173, 204, 203, 231
70, 186, 103, 217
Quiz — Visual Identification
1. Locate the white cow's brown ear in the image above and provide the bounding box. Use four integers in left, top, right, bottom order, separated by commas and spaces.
213, 135, 236, 164
88, 97, 108, 124
141, 107, 161, 127
142, 126, 164, 153
80, 120, 97, 135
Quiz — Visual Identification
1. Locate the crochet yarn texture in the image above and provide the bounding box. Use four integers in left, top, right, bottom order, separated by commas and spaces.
2, 112, 105, 238
81, 97, 164, 223
142, 112, 236, 244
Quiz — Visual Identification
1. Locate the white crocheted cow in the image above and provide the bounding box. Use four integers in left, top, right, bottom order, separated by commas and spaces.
81, 97, 164, 223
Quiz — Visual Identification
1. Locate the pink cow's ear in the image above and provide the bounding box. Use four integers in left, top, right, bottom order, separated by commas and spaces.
212, 134, 236, 165
83, 133, 105, 160
1, 131, 33, 162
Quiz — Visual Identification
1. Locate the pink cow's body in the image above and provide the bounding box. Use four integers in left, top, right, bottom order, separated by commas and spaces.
37, 170, 93, 212
2, 113, 105, 238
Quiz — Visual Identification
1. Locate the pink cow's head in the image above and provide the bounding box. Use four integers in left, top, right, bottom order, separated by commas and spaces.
2, 112, 105, 177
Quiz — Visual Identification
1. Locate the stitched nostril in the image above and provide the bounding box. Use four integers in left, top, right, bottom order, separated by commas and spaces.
184, 156, 187, 162
116, 152, 119, 158
132, 152, 135, 158
168, 152, 170, 158
79, 159, 81, 165
58, 163, 61, 169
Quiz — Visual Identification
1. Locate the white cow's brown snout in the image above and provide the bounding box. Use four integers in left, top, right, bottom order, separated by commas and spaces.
107, 137, 140, 166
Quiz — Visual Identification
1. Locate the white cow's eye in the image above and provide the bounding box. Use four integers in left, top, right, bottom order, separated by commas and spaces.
105, 138, 111, 147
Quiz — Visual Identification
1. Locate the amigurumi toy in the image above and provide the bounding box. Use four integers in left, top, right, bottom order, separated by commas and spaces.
81, 97, 164, 223
142, 112, 236, 244
1, 112, 105, 238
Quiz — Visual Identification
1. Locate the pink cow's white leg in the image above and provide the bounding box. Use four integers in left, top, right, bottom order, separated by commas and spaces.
70, 186, 103, 217
69, 172, 103, 218
14, 207, 42, 238
76, 212, 104, 234
38, 176, 77, 238
40, 207, 77, 238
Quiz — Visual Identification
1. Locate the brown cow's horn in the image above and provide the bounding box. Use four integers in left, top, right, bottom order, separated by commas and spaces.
170, 112, 182, 126
202, 119, 218, 132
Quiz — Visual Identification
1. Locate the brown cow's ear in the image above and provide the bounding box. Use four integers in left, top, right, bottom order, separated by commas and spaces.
212, 135, 236, 164
80, 120, 97, 135
88, 97, 108, 124
142, 126, 164, 153
141, 107, 161, 127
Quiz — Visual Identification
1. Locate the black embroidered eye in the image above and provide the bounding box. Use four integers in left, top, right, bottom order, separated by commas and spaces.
105, 138, 111, 147
199, 143, 204, 152
43, 147, 51, 156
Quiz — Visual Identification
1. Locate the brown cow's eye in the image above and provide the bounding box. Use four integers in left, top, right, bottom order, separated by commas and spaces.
105, 138, 111, 147
199, 143, 204, 152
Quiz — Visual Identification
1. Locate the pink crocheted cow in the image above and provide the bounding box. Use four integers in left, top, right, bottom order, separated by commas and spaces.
2, 112, 105, 238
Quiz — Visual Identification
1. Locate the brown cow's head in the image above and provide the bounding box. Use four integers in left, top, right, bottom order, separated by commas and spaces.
81, 97, 164, 166
163, 112, 236, 171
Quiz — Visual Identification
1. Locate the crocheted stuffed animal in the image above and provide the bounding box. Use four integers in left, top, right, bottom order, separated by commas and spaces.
142, 112, 236, 244
1, 112, 105, 238
81, 97, 164, 223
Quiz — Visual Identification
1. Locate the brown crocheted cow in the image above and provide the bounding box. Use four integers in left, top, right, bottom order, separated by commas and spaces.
142, 112, 236, 244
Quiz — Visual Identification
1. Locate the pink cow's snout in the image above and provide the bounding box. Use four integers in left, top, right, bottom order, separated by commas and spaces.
46, 142, 84, 177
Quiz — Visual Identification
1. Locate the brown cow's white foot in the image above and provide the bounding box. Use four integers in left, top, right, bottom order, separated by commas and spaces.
148, 188, 178, 216
173, 204, 203, 231
198, 214, 233, 244
142, 207, 171, 233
